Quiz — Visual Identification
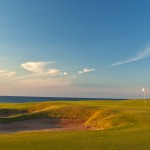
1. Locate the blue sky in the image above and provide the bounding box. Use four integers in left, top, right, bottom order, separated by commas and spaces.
0, 0, 150, 98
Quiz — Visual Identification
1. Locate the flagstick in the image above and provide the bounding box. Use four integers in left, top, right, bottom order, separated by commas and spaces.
143, 90, 146, 108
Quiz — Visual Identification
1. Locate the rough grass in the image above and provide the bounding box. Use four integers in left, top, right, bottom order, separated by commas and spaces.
0, 100, 148, 129
0, 99, 150, 150
84, 109, 135, 130
0, 105, 96, 123
0, 104, 134, 130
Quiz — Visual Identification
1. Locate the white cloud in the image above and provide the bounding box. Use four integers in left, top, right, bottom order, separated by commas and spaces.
11, 61, 73, 89
110, 46, 150, 67
0, 60, 80, 97
46, 69, 60, 75
63, 72, 68, 75
21, 61, 60, 76
0, 70, 16, 78
78, 68, 96, 74
21, 61, 47, 73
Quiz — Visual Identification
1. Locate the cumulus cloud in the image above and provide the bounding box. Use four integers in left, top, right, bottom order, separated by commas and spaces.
21, 61, 60, 76
0, 70, 16, 78
110, 46, 150, 67
78, 68, 96, 74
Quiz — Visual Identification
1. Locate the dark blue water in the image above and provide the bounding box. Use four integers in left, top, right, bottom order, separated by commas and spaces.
0, 96, 124, 103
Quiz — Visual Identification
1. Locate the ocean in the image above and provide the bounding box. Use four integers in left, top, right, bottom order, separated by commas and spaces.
0, 96, 122, 103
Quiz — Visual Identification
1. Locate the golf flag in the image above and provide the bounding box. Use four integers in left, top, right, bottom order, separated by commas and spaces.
142, 88, 146, 107
142, 88, 145, 92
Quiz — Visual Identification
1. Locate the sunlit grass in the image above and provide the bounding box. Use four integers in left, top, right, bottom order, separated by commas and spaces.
0, 99, 150, 150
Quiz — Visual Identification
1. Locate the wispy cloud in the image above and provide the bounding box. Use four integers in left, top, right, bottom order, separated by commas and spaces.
0, 70, 16, 78
21, 61, 60, 76
0, 60, 76, 96
78, 68, 96, 74
110, 46, 150, 67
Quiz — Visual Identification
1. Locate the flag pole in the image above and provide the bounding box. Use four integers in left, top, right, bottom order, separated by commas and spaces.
144, 90, 146, 108
142, 88, 146, 108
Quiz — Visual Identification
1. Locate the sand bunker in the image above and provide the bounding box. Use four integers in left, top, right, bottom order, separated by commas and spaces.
0, 118, 92, 133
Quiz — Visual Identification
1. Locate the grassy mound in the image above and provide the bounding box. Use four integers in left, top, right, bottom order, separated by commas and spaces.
46, 106, 96, 120
0, 101, 136, 130
0, 108, 27, 117
84, 109, 135, 130
0, 105, 96, 123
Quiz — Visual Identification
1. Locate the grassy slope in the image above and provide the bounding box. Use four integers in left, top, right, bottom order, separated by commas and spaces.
0, 99, 150, 150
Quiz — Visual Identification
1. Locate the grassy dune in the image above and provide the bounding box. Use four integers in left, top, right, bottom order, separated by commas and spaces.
0, 99, 150, 150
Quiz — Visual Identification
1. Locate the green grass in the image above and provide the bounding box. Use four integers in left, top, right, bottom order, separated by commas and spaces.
84, 109, 135, 130
0, 99, 150, 150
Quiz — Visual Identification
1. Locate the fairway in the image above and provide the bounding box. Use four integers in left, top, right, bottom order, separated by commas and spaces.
0, 99, 150, 150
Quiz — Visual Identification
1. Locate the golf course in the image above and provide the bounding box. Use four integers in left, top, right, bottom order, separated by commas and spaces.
0, 99, 150, 150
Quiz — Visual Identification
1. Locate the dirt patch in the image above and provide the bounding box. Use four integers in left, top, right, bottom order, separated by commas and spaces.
0, 118, 95, 133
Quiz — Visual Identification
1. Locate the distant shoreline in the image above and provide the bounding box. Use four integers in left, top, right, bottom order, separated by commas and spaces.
0, 96, 127, 103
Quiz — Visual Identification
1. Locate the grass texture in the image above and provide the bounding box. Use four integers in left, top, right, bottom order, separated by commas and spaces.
0, 99, 150, 150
